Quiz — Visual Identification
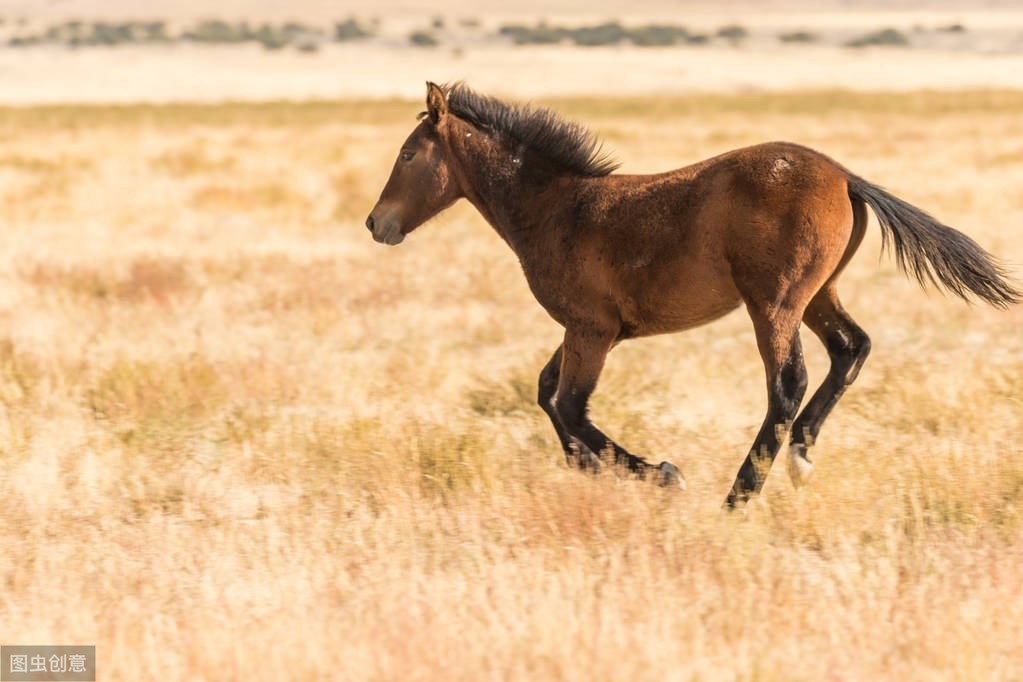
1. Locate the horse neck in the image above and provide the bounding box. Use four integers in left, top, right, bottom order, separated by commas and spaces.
445, 126, 576, 254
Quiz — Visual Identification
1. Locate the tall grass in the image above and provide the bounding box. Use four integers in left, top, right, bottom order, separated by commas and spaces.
0, 92, 1021, 680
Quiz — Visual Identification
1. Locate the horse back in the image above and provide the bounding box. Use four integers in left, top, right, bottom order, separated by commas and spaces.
572, 142, 855, 336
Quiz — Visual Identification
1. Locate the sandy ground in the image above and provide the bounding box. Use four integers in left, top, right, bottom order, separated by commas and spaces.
0, 42, 1023, 104
0, 4, 1021, 103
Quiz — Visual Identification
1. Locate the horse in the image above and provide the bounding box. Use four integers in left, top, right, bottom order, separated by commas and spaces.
366, 82, 1019, 508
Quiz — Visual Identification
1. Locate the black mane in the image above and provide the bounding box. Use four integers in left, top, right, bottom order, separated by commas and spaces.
443, 83, 619, 177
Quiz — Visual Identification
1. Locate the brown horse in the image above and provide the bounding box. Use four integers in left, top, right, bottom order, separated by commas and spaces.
366, 82, 1019, 508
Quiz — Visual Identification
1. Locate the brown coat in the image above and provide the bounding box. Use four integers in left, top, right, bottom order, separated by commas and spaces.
368, 82, 1019, 507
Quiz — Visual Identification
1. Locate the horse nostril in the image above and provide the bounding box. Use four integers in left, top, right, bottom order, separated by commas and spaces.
365, 215, 375, 232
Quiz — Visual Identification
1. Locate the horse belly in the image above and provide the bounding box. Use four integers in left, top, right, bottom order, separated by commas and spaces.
616, 257, 743, 337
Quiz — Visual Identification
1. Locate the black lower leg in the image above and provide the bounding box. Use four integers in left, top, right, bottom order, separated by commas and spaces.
553, 327, 682, 487
537, 346, 576, 459
790, 325, 870, 452
554, 388, 653, 476
725, 342, 808, 508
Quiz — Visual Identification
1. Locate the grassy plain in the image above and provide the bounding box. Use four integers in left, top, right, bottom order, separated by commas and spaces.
0, 90, 1022, 680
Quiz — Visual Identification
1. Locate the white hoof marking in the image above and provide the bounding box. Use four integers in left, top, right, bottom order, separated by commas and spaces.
655, 462, 686, 490
787, 444, 814, 488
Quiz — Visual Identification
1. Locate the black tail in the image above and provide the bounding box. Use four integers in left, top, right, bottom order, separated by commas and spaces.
847, 175, 1020, 308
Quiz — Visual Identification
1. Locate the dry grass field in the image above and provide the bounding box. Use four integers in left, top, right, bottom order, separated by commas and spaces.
0, 90, 1022, 680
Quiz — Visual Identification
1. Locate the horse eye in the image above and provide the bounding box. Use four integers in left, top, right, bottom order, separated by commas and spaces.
400, 150, 415, 162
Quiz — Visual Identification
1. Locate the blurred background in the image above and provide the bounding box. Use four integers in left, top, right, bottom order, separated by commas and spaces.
1, 0, 1022, 103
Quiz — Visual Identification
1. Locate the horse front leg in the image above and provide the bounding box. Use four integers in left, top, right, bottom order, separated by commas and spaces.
553, 326, 683, 488
536, 344, 590, 468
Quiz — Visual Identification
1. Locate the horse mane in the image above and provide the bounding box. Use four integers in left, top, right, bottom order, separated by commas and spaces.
442, 82, 620, 177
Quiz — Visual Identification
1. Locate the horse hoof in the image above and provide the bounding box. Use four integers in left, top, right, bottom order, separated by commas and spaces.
569, 444, 602, 473
657, 461, 686, 490
787, 443, 814, 488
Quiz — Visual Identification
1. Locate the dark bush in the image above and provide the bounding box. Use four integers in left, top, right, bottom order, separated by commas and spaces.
183, 20, 249, 43
8, 35, 42, 47
779, 30, 817, 44
681, 32, 710, 45
30, 20, 170, 47
567, 22, 627, 46
409, 30, 438, 47
252, 25, 288, 50
335, 18, 372, 41
498, 22, 566, 45
140, 21, 170, 42
281, 22, 318, 39
716, 24, 749, 42
277, 22, 321, 49
90, 22, 135, 45
845, 28, 908, 48
627, 24, 689, 47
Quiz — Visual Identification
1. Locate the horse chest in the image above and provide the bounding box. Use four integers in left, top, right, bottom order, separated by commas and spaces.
519, 259, 610, 327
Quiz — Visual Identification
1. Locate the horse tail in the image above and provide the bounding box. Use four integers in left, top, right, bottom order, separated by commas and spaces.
846, 174, 1020, 308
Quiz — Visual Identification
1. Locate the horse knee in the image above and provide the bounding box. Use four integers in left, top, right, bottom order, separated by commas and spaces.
537, 369, 557, 409
775, 354, 808, 418
791, 361, 809, 403
852, 331, 871, 365
552, 399, 576, 431
829, 328, 871, 384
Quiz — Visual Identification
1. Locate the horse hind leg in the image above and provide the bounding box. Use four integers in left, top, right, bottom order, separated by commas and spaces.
725, 187, 865, 505
726, 305, 809, 508
787, 287, 871, 487
787, 196, 870, 487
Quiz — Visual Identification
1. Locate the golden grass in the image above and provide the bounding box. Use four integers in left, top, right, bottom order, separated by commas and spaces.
0, 91, 1021, 681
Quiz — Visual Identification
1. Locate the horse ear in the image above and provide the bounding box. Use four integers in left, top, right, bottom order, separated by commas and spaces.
425, 81, 447, 124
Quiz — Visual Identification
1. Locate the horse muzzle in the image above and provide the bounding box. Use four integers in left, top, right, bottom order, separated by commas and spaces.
365, 212, 405, 246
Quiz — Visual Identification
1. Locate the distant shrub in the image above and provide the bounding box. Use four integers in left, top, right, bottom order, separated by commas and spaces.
409, 30, 438, 47
779, 30, 817, 44
938, 23, 966, 33
499, 20, 706, 48
90, 22, 137, 45
335, 17, 372, 41
5, 16, 338, 50
626, 24, 689, 47
716, 24, 749, 43
431, 16, 445, 30
183, 20, 249, 43
498, 23, 565, 45
459, 17, 481, 29
252, 24, 288, 50
567, 22, 627, 47
8, 35, 42, 47
139, 21, 171, 42
11, 20, 172, 47
180, 20, 321, 50
44, 25, 65, 42
845, 28, 908, 48
279, 22, 321, 43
